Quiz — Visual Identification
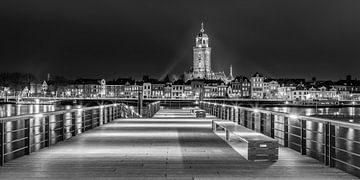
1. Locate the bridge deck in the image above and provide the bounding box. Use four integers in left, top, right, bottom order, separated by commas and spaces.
0, 109, 357, 179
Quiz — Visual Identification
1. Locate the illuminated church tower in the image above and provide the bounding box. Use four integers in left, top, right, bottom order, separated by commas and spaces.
193, 23, 211, 79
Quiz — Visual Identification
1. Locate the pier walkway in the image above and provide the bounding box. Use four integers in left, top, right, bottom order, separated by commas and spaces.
0, 109, 357, 179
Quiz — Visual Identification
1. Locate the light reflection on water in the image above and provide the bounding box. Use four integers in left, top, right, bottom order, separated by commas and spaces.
265, 106, 360, 123
265, 106, 360, 116
0, 104, 80, 117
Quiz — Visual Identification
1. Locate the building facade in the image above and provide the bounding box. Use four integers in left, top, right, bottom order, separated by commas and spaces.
230, 76, 251, 98
251, 72, 265, 99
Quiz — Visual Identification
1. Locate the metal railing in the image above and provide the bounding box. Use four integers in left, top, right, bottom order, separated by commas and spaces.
200, 101, 360, 178
0, 103, 139, 166
143, 101, 160, 118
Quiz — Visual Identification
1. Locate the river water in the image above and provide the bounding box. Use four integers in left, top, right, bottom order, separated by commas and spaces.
0, 104, 81, 118
264, 106, 360, 123
2, 103, 360, 123
264, 106, 360, 116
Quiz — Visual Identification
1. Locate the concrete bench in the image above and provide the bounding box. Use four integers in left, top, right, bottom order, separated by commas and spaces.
194, 110, 206, 118
212, 120, 278, 161
189, 108, 206, 118
190, 108, 200, 114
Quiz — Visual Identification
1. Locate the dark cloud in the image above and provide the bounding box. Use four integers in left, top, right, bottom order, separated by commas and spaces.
1, 0, 360, 80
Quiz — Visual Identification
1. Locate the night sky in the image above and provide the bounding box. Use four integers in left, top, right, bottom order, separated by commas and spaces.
1, 0, 360, 81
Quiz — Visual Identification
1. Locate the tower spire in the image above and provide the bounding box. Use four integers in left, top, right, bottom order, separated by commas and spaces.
200, 22, 204, 33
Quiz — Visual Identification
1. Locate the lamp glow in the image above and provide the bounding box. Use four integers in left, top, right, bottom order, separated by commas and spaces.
34, 113, 44, 118
289, 114, 299, 119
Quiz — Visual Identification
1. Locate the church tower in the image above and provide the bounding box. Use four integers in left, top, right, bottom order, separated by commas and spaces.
193, 23, 211, 79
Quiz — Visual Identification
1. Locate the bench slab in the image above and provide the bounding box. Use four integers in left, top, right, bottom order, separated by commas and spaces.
213, 120, 279, 161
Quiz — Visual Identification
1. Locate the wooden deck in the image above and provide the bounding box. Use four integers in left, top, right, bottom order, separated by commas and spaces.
0, 109, 357, 179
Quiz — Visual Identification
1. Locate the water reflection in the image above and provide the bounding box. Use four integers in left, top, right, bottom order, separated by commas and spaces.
0, 104, 78, 118
265, 106, 360, 123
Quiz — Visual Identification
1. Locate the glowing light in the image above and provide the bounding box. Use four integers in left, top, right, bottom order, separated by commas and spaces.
289, 114, 299, 119
34, 113, 44, 118
253, 109, 259, 113
349, 119, 354, 123
352, 101, 356, 105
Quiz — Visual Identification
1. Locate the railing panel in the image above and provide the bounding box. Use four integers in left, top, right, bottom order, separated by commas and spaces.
0, 103, 139, 166
199, 101, 360, 178
0, 121, 4, 165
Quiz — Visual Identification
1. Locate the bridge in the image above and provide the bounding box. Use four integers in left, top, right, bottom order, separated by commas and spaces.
2, 96, 360, 108
0, 102, 359, 179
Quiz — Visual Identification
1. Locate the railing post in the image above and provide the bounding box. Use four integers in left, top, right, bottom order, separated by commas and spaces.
223, 107, 226, 120
71, 112, 76, 137
254, 112, 261, 132
270, 114, 275, 138
46, 116, 51, 147
222, 106, 225, 119
99, 107, 103, 126
214, 105, 216, 116
90, 109, 93, 129
301, 119, 306, 155
264, 113, 272, 137
82, 110, 86, 132
115, 105, 119, 119
244, 110, 249, 127
234, 107, 239, 124
25, 118, 32, 155
284, 116, 289, 147
111, 107, 114, 121
50, 114, 56, 146
114, 106, 117, 120
62, 113, 66, 140
239, 109, 245, 126
0, 121, 4, 166
105, 107, 108, 123
229, 107, 232, 121
328, 123, 336, 167
325, 122, 330, 165
226, 107, 230, 120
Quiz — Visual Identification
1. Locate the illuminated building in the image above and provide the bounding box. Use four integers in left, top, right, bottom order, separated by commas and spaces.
184, 23, 233, 82
193, 22, 211, 79
250, 72, 265, 99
